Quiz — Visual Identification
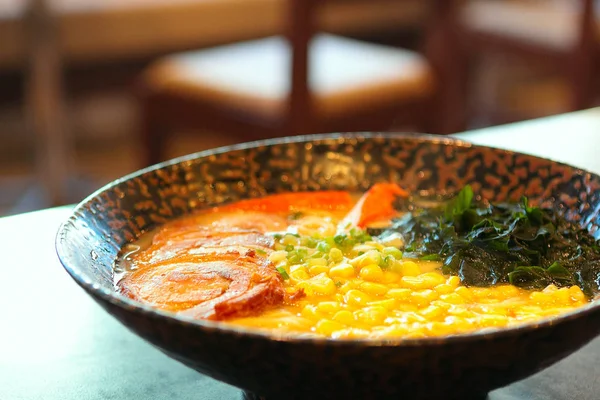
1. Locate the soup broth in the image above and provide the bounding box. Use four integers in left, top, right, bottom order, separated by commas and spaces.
116, 185, 593, 339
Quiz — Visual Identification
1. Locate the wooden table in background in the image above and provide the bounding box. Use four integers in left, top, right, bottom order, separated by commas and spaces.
1, 109, 600, 400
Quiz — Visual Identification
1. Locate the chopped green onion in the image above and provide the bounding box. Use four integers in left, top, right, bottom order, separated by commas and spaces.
282, 234, 299, 246
349, 227, 372, 243
333, 234, 346, 245
301, 236, 318, 248
276, 266, 290, 280
383, 247, 403, 259
316, 241, 331, 253
379, 254, 395, 269
287, 248, 308, 265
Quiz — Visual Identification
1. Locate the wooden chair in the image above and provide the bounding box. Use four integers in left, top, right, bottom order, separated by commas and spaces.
137, 0, 439, 166
435, 0, 598, 132
23, 0, 70, 207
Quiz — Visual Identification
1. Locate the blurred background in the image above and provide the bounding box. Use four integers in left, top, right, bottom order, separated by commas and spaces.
0, 0, 598, 216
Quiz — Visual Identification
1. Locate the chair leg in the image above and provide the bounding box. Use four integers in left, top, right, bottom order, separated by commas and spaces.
424, 2, 470, 134
568, 56, 595, 111
416, 98, 439, 135
139, 98, 168, 167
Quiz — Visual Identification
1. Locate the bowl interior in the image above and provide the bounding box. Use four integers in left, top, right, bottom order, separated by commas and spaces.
56, 133, 600, 327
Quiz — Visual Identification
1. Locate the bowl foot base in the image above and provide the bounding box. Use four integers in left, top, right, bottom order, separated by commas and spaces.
241, 390, 489, 400
242, 392, 267, 400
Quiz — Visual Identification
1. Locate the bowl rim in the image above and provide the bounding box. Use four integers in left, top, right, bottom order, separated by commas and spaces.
55, 132, 600, 347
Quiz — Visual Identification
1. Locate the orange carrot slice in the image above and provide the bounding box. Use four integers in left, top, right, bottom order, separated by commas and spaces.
216, 191, 355, 214
341, 183, 408, 228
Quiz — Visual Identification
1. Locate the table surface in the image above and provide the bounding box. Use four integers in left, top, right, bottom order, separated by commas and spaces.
2, 109, 600, 400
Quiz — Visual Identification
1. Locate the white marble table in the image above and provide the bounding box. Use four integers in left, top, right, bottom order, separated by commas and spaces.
454, 107, 600, 174
2, 109, 600, 400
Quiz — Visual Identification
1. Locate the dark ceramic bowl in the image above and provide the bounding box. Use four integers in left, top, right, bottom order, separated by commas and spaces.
56, 133, 600, 400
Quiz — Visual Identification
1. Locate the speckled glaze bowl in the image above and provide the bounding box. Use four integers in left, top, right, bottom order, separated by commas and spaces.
56, 133, 600, 400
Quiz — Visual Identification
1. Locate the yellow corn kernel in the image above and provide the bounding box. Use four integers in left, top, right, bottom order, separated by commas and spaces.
514, 313, 540, 322
425, 321, 457, 336
401, 272, 445, 290
434, 283, 454, 295
419, 305, 446, 320
307, 257, 328, 267
440, 293, 467, 305
480, 305, 509, 316
354, 306, 387, 325
386, 288, 412, 301
471, 287, 499, 301
446, 275, 461, 288
290, 264, 307, 272
541, 307, 576, 317
516, 305, 543, 314
404, 328, 427, 338
569, 285, 586, 302
538, 308, 563, 317
297, 273, 336, 296
385, 314, 417, 325
349, 250, 381, 268
477, 314, 509, 328
454, 286, 473, 301
301, 305, 321, 320
290, 268, 310, 282
368, 299, 397, 311
446, 306, 475, 318
309, 265, 330, 276
496, 285, 520, 297
410, 289, 438, 307
551, 287, 572, 305
315, 319, 346, 336
328, 247, 344, 263
430, 300, 452, 310
395, 304, 419, 313
316, 301, 342, 314
365, 241, 385, 251
444, 316, 473, 331
360, 282, 389, 296
331, 328, 371, 339
359, 264, 384, 282
344, 289, 372, 308
398, 260, 421, 276
382, 271, 400, 283
338, 281, 356, 294
530, 291, 554, 306
329, 263, 355, 279
268, 250, 288, 263
424, 272, 446, 286
374, 324, 409, 337
542, 284, 558, 293
332, 310, 355, 325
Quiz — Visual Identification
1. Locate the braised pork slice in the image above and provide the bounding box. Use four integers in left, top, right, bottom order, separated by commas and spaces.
118, 211, 290, 319
119, 248, 285, 320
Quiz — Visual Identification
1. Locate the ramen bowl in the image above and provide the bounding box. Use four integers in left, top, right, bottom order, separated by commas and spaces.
56, 134, 600, 400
